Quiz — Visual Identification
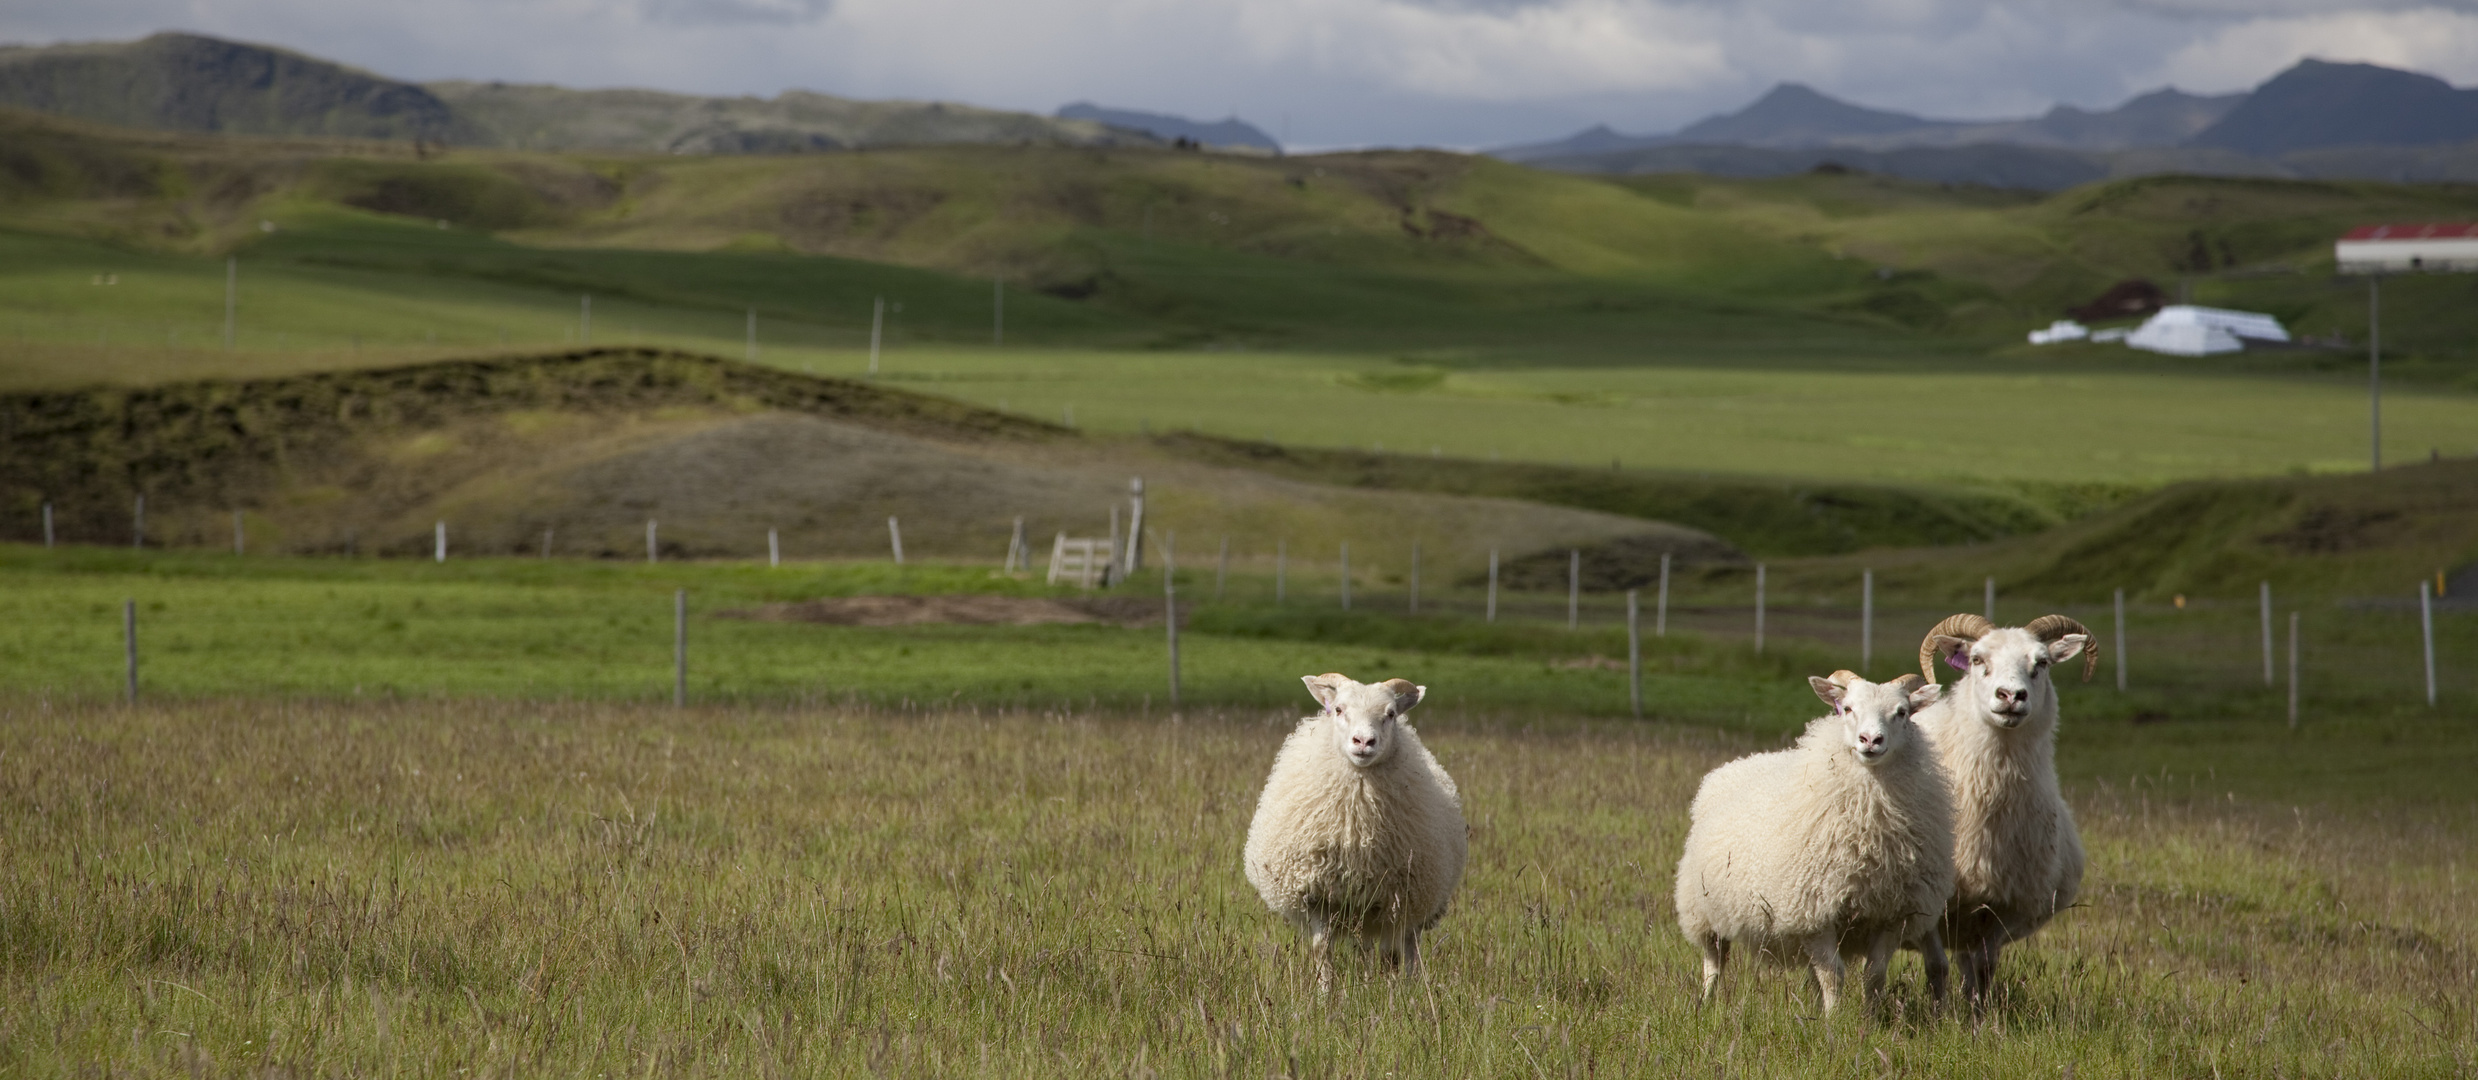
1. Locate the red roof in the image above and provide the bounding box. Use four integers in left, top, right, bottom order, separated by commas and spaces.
2341, 223, 2478, 242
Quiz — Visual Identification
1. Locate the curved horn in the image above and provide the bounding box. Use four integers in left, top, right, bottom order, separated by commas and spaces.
2025, 614, 2099, 683
1826, 669, 1863, 689
1918, 613, 1994, 683
1891, 673, 1928, 695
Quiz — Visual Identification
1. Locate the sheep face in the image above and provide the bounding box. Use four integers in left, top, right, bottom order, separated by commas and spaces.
1302, 674, 1427, 769
1932, 627, 2088, 728
1809, 673, 1940, 765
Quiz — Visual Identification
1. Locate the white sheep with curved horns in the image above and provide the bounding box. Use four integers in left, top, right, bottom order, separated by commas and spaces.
1674, 670, 1956, 1016
1912, 612, 2094, 1006
1242, 673, 1466, 991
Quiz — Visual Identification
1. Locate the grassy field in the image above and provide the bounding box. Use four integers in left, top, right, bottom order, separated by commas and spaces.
10, 332, 2478, 488
1, 698, 2469, 1077
3, 544, 2468, 728
1, 537, 2470, 1076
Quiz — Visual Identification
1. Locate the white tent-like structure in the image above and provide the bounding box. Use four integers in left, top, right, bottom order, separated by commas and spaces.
2125, 305, 2289, 357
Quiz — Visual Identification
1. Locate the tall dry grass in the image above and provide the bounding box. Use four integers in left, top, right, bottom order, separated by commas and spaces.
0, 698, 2468, 1076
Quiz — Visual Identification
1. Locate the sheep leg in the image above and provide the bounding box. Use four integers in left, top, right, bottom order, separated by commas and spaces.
1861, 930, 1898, 1014
1307, 914, 1336, 994
1917, 927, 1950, 1007
1969, 940, 2001, 1007
1805, 933, 1846, 1016
1401, 928, 1423, 981
1696, 935, 1728, 1004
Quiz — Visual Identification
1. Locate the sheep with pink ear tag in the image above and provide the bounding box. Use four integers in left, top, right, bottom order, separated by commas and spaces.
1243, 673, 1466, 992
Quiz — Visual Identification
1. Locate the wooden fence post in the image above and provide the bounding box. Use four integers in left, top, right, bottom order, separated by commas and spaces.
1754, 564, 1767, 653
769, 528, 780, 568
888, 517, 904, 565
1656, 553, 1669, 637
1409, 541, 1421, 615
1486, 548, 1498, 623
123, 599, 137, 704
647, 520, 659, 564
434, 521, 446, 563
869, 297, 883, 376
2421, 580, 2437, 707
1627, 588, 1642, 720
2287, 610, 2300, 729
2114, 587, 2128, 691
1568, 549, 1580, 631
1165, 532, 1180, 711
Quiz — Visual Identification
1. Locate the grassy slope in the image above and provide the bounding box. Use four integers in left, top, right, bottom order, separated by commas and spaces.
1760, 455, 2478, 606
10, 111, 2478, 499
18, 105, 2478, 367
0, 350, 1737, 575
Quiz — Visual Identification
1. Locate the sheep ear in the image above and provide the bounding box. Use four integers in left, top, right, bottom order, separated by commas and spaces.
1302, 674, 1349, 708
1381, 679, 1425, 712
1808, 676, 1844, 709
1934, 636, 1975, 670
2047, 634, 2089, 665
1907, 682, 1943, 709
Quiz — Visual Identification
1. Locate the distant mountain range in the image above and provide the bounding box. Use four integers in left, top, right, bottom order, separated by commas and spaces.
0, 32, 1176, 153
1056, 103, 1279, 152
1499, 59, 2478, 189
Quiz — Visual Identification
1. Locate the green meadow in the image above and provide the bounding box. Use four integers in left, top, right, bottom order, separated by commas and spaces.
1, 697, 2469, 1078
2, 545, 2473, 1076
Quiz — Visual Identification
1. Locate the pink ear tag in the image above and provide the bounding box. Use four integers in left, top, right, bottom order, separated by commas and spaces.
1945, 650, 1970, 671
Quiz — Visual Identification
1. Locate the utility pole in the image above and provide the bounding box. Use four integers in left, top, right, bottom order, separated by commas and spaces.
2368, 275, 2382, 471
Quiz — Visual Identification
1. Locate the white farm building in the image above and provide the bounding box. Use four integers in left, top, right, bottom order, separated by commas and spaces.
2124, 305, 2291, 357
2336, 223, 2478, 273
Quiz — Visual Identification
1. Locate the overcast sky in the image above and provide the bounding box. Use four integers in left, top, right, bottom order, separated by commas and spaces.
7, 0, 2478, 149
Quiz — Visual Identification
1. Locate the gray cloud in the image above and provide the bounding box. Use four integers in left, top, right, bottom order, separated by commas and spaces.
641, 0, 833, 26
0, 0, 2474, 149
